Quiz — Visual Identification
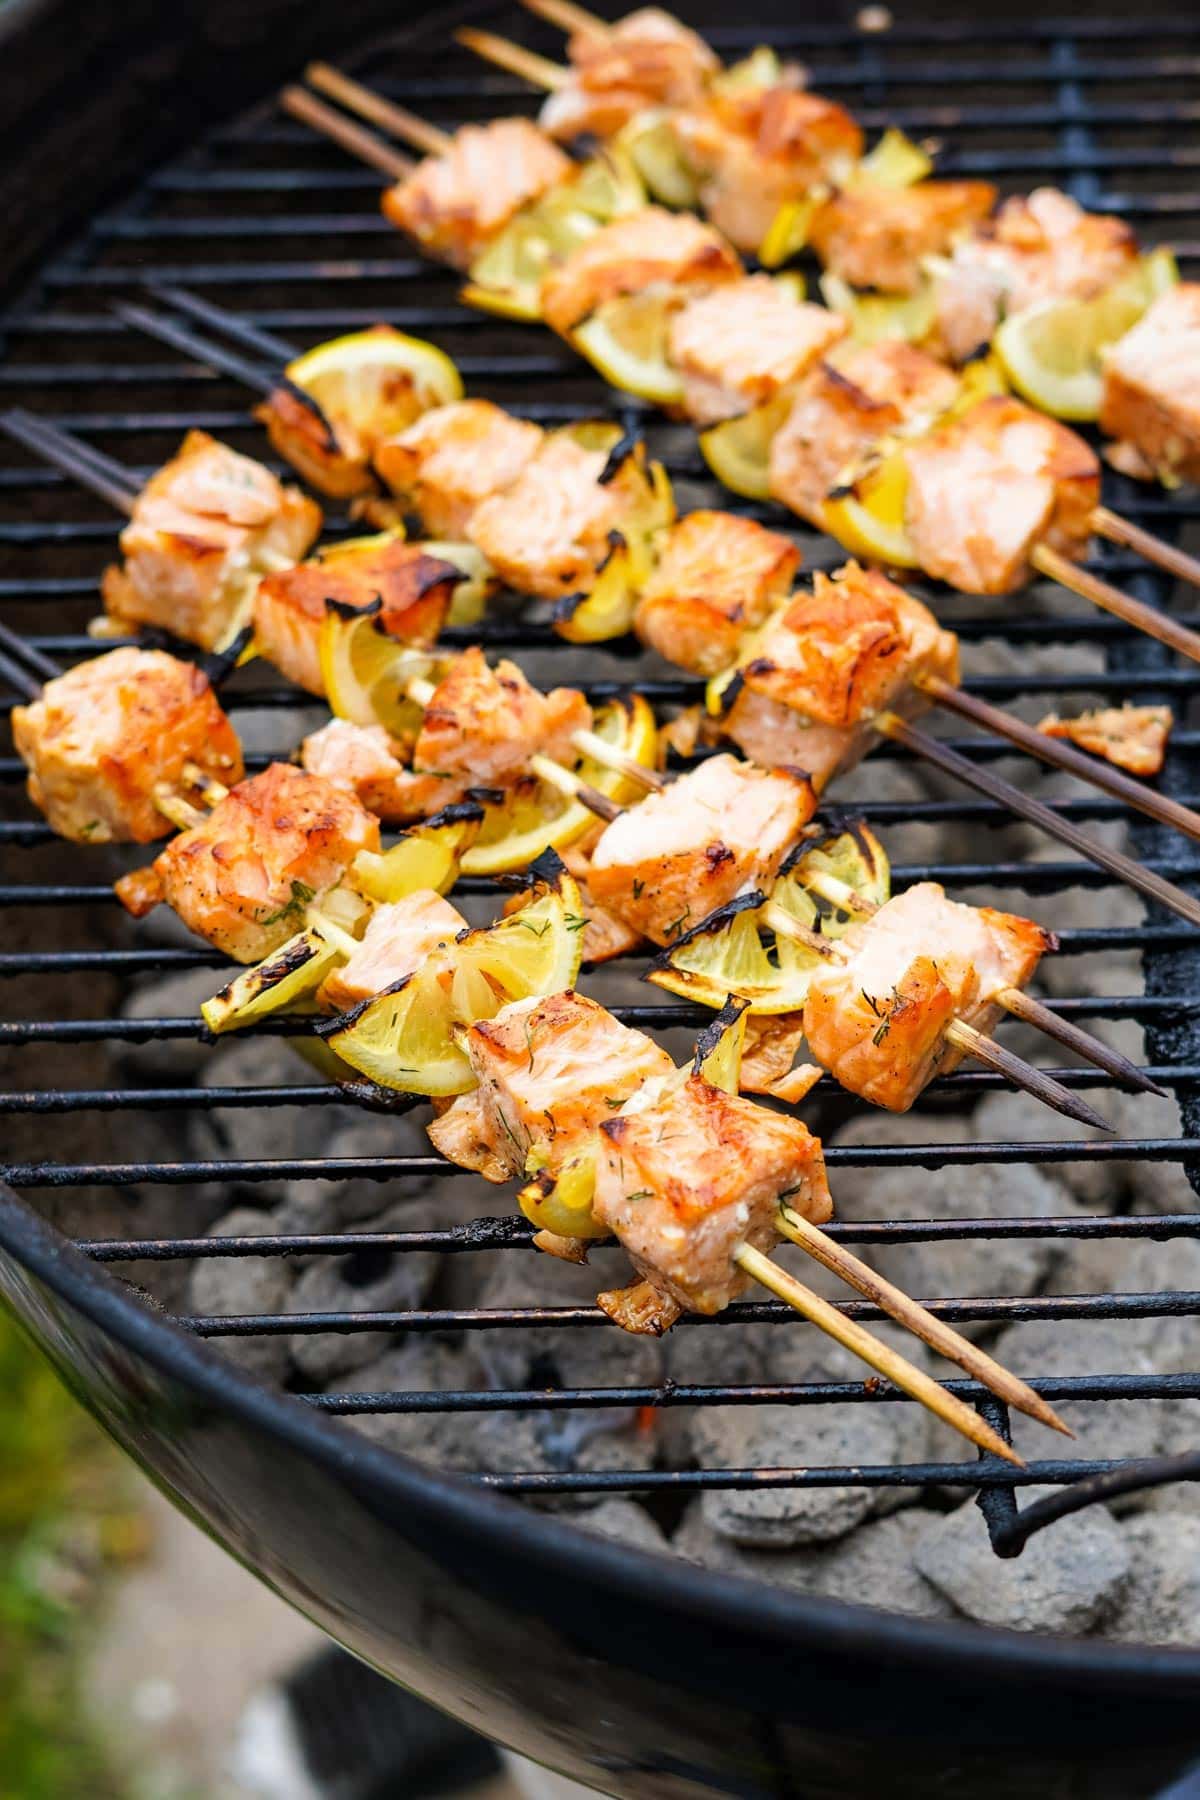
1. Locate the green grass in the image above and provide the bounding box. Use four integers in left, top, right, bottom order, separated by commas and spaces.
0, 1307, 138, 1800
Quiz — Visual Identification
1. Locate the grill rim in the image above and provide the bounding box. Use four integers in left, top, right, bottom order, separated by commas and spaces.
6, 1179, 1200, 1685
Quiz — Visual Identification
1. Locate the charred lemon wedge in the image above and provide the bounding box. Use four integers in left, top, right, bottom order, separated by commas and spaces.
287, 327, 462, 438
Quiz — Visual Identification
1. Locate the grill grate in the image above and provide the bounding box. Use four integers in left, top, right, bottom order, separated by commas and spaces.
3, 2, 1200, 1566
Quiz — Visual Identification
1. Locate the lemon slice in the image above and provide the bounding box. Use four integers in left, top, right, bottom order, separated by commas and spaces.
464, 166, 641, 324
559, 145, 646, 220
850, 128, 933, 190
325, 862, 583, 1094
573, 292, 685, 404
555, 454, 674, 644
201, 927, 341, 1036
712, 45, 785, 96
619, 110, 699, 209
821, 443, 920, 569
785, 822, 890, 939
319, 609, 441, 734
460, 693, 659, 876
699, 390, 793, 502
455, 863, 585, 1002
994, 247, 1179, 422
647, 894, 820, 1016
759, 195, 821, 271
287, 327, 463, 444
518, 1141, 605, 1239
351, 804, 483, 904
692, 997, 748, 1093
820, 271, 938, 349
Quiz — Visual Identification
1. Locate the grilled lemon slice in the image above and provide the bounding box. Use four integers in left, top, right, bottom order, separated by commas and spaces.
698, 390, 793, 502
319, 608, 442, 735
994, 247, 1179, 422
573, 292, 685, 404
351, 804, 484, 904
324, 861, 583, 1093
646, 892, 822, 1015
201, 927, 341, 1036
460, 693, 658, 876
287, 327, 462, 438
851, 128, 934, 190
820, 443, 920, 569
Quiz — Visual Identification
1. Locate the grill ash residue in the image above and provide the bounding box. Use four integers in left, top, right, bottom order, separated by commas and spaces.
96, 519, 1200, 1644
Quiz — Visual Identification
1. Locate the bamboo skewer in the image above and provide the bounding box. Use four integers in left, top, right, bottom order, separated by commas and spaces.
517, 0, 612, 37
304, 62, 453, 156
772, 1203, 1072, 1436
1031, 544, 1200, 667
1091, 505, 1200, 596
0, 407, 137, 515
732, 1243, 1025, 1466
455, 27, 571, 89
279, 85, 413, 181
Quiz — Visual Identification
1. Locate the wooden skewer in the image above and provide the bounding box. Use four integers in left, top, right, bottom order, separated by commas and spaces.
732, 1242, 1025, 1466
1031, 542, 1200, 667
800, 865, 1166, 1098
304, 62, 454, 157
874, 710, 1200, 932
279, 85, 414, 182
759, 901, 1113, 1133
773, 1203, 1072, 1436
518, 0, 612, 38
1091, 505, 1200, 596
455, 27, 570, 90
915, 670, 1200, 847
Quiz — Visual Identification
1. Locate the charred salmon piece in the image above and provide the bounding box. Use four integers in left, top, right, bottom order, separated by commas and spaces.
803, 881, 1052, 1111
413, 645, 592, 789
1100, 284, 1200, 486
1038, 703, 1173, 777
300, 719, 468, 823
254, 539, 462, 696
428, 989, 675, 1179
540, 206, 741, 335
935, 187, 1137, 363
768, 340, 959, 525
904, 395, 1099, 594
635, 509, 799, 676
675, 85, 862, 254
374, 400, 544, 540
12, 647, 243, 845
739, 562, 959, 729
667, 275, 848, 426
381, 118, 572, 269
467, 435, 627, 599
809, 179, 997, 296
122, 762, 379, 964
594, 1070, 832, 1316
100, 430, 322, 650
541, 6, 716, 138
588, 752, 816, 945
318, 889, 468, 1013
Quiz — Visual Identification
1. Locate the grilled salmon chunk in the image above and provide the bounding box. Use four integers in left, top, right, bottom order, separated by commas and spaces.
809, 179, 996, 295
803, 883, 1052, 1112
414, 646, 592, 791
770, 341, 960, 525
468, 433, 634, 598
541, 7, 718, 140
381, 118, 572, 269
12, 647, 243, 845
594, 1071, 832, 1315
904, 395, 1099, 593
674, 84, 863, 254
1038, 703, 1173, 777
100, 431, 321, 650
588, 753, 816, 945
319, 889, 467, 1013
540, 206, 741, 335
668, 275, 848, 425
254, 538, 462, 696
115, 762, 379, 963
722, 563, 959, 790
374, 400, 544, 538
1100, 284, 1200, 486
427, 989, 674, 1180
935, 188, 1137, 363
635, 509, 800, 674
301, 719, 465, 823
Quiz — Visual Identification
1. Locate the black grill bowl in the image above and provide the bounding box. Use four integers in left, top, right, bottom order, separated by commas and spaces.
6, 1, 1200, 1795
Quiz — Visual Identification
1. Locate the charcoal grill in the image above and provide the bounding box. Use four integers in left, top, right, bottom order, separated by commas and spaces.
5, 1, 1200, 1793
